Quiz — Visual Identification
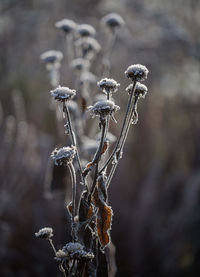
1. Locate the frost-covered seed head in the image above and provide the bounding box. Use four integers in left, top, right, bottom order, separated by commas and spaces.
35, 227, 53, 240
101, 13, 125, 30
70, 58, 90, 71
76, 37, 101, 58
97, 78, 120, 94
51, 86, 76, 102
61, 242, 94, 260
126, 82, 148, 98
88, 100, 120, 119
40, 50, 63, 64
55, 250, 68, 261
125, 64, 149, 82
51, 146, 76, 165
77, 24, 96, 37
55, 19, 76, 34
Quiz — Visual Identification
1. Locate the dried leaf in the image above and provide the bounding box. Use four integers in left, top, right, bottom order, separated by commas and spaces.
92, 175, 113, 248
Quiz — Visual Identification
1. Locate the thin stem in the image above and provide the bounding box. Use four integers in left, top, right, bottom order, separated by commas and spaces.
99, 81, 137, 173
48, 239, 67, 277
106, 95, 139, 189
64, 103, 88, 192
88, 119, 107, 204
48, 239, 57, 255
67, 162, 76, 222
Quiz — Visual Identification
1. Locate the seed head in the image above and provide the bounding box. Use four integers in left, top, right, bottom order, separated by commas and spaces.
55, 19, 76, 34
97, 78, 120, 94
101, 13, 125, 30
35, 227, 53, 240
51, 146, 76, 165
76, 37, 101, 59
70, 58, 90, 72
88, 100, 120, 119
126, 82, 148, 98
56, 242, 94, 261
77, 24, 96, 37
51, 86, 76, 102
40, 50, 63, 65
125, 64, 149, 82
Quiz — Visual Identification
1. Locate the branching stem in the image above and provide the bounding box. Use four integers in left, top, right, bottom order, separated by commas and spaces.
100, 81, 137, 173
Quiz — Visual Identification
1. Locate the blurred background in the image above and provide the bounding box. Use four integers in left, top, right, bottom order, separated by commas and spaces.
1, 0, 200, 276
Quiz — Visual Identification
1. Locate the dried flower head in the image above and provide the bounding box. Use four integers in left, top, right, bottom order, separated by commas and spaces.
88, 100, 120, 120
35, 227, 53, 240
40, 50, 63, 65
51, 86, 76, 102
80, 72, 97, 85
126, 82, 148, 98
125, 64, 149, 82
70, 58, 90, 72
51, 146, 76, 165
76, 37, 101, 59
55, 19, 76, 34
77, 24, 96, 37
101, 13, 125, 30
97, 78, 120, 94
57, 242, 94, 260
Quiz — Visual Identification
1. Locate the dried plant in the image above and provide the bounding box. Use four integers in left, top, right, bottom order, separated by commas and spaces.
36, 13, 149, 277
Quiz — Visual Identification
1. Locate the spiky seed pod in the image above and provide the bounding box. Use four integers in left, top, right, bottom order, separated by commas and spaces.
125, 64, 149, 82
126, 82, 148, 98
97, 78, 120, 94
51, 86, 76, 102
40, 50, 63, 65
101, 13, 125, 30
77, 24, 96, 37
55, 19, 77, 34
70, 58, 90, 72
88, 100, 120, 120
35, 227, 53, 240
51, 146, 76, 166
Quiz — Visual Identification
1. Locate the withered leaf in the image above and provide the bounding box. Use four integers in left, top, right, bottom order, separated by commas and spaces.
79, 191, 93, 222
92, 175, 113, 248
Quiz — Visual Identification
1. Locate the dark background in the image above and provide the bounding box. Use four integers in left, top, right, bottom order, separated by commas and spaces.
1, 0, 200, 276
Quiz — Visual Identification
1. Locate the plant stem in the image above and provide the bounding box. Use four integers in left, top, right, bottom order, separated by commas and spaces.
63, 103, 88, 192
88, 119, 107, 204
106, 95, 139, 188
67, 162, 76, 224
99, 81, 137, 173
48, 239, 66, 277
